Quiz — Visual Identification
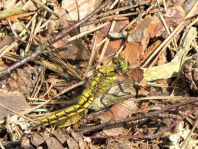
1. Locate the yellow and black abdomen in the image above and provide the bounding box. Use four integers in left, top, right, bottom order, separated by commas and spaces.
29, 62, 122, 129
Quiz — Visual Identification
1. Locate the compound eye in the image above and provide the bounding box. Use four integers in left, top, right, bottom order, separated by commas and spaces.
113, 57, 128, 72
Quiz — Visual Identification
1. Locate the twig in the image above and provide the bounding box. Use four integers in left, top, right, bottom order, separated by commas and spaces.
68, 22, 110, 42
90, 108, 197, 139
79, 98, 198, 134
0, 0, 113, 78
93, 0, 150, 19
126, 108, 197, 140
84, 12, 138, 26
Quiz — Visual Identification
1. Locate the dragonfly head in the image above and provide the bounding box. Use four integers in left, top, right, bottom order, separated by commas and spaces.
113, 56, 128, 72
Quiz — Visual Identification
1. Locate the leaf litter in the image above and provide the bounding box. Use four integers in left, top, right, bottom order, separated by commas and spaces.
0, 0, 197, 148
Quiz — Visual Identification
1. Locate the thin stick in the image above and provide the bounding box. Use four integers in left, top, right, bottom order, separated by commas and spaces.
90, 108, 197, 139
80, 98, 198, 134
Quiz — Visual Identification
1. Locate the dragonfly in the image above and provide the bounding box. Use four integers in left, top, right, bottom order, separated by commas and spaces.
30, 56, 128, 129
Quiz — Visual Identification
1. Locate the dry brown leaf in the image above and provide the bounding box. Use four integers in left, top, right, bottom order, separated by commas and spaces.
121, 42, 142, 67
47, 137, 65, 149
98, 99, 137, 122
127, 15, 164, 46
96, 20, 129, 59
21, 136, 34, 149
32, 133, 45, 147
97, 99, 137, 136
67, 137, 79, 149
0, 91, 30, 120
69, 128, 88, 149
123, 67, 144, 84
0, 35, 14, 49
142, 40, 162, 64
39, 33, 88, 60
43, 132, 65, 149
62, 0, 102, 32
122, 15, 164, 66
53, 129, 69, 145
5, 65, 39, 96
47, 6, 68, 33
106, 138, 134, 149
62, 0, 102, 21
165, 6, 186, 26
